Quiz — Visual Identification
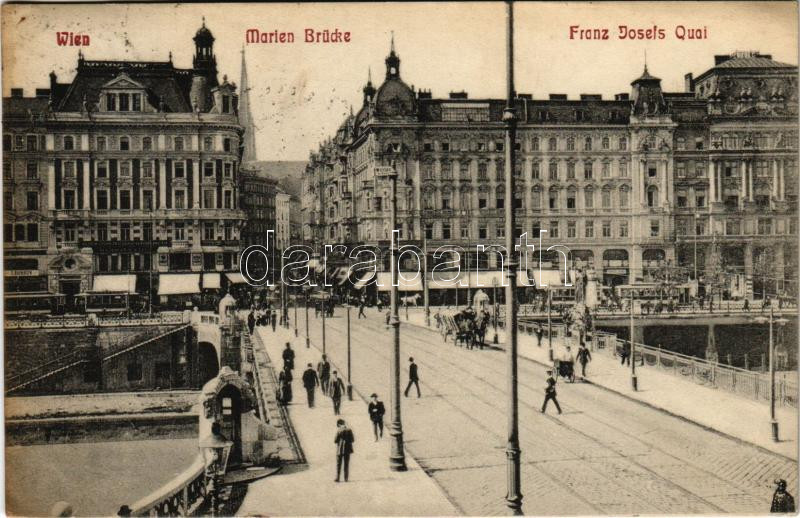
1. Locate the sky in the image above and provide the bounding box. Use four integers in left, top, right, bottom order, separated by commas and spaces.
2, 2, 797, 161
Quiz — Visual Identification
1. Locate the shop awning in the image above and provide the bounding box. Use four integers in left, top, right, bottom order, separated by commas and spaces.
226, 272, 247, 284
377, 272, 423, 292
353, 271, 376, 290
529, 269, 568, 288
158, 274, 201, 295
92, 275, 137, 294
202, 273, 221, 290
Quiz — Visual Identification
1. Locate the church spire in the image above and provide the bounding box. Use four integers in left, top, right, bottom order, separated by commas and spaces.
385, 33, 400, 79
239, 47, 258, 164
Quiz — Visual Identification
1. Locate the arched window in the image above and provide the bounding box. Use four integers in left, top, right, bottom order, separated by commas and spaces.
619, 137, 627, 150
584, 137, 592, 151
584, 187, 594, 208
619, 185, 629, 208
602, 187, 612, 208
441, 160, 452, 179
119, 136, 130, 151
548, 137, 557, 151
531, 137, 540, 151
602, 137, 610, 150
424, 190, 435, 210
566, 137, 575, 151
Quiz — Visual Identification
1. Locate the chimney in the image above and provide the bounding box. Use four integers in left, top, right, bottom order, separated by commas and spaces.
614, 93, 630, 101
10, 88, 23, 98
36, 89, 51, 99
580, 94, 602, 101
684, 73, 694, 93
517, 93, 533, 100
448, 91, 468, 99
417, 89, 432, 100
714, 54, 732, 66
549, 94, 567, 100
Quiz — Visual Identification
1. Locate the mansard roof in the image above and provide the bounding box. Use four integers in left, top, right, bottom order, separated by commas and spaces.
53, 59, 198, 112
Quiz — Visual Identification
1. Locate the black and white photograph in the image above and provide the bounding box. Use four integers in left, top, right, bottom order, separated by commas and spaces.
1, 2, 798, 516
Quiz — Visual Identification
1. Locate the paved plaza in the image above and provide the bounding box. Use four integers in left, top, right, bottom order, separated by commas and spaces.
257, 305, 799, 516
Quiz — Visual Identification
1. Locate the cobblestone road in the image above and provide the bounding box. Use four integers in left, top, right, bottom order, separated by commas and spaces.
297, 309, 796, 515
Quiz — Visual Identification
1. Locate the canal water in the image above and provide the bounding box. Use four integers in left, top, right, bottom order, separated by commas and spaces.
597, 320, 798, 370
6, 437, 199, 517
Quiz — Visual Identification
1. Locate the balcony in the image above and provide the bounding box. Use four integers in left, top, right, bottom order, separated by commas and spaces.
50, 209, 90, 220
171, 239, 192, 249
200, 239, 239, 247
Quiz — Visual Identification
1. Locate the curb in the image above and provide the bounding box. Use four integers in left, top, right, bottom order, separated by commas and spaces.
405, 316, 797, 463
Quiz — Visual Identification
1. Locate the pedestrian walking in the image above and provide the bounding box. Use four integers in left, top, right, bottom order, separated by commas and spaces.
247, 311, 256, 335
271, 309, 277, 332
358, 300, 366, 319
404, 357, 421, 397
302, 363, 318, 408
367, 393, 386, 441
385, 311, 391, 327
282, 342, 295, 372
535, 324, 544, 347
541, 370, 562, 414
334, 419, 355, 482
317, 354, 331, 393
620, 341, 631, 366
771, 479, 795, 513
278, 367, 293, 405
576, 343, 592, 378
743, 299, 750, 312
377, 298, 383, 312
329, 371, 346, 415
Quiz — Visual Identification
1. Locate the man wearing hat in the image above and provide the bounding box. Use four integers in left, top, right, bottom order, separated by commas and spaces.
771, 479, 795, 513
367, 393, 386, 441
334, 418, 355, 482
541, 370, 562, 414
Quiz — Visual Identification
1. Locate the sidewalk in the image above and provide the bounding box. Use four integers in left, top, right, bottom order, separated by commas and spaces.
236, 324, 458, 517
403, 307, 798, 460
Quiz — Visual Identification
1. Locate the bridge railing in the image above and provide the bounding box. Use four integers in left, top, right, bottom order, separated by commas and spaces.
127, 454, 207, 517
511, 299, 797, 319
4, 311, 189, 329
592, 330, 797, 409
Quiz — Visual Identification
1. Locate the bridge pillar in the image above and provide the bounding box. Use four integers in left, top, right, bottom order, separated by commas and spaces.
705, 323, 718, 363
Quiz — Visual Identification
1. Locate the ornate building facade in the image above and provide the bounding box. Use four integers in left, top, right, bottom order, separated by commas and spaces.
303, 47, 797, 296
3, 21, 247, 312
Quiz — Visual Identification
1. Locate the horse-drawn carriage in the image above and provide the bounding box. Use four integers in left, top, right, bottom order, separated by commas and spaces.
442, 309, 490, 349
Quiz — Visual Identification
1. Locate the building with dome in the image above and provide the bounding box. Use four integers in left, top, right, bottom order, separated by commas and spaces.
303, 46, 797, 299
3, 20, 247, 314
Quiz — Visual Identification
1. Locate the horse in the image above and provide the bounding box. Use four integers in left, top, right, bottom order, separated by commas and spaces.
401, 293, 422, 307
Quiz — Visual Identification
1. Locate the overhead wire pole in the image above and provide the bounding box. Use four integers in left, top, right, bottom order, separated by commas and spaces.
386, 161, 407, 471
503, 0, 523, 513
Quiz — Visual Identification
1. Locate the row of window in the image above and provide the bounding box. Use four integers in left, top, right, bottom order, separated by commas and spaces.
675, 217, 796, 236
421, 135, 629, 154
3, 223, 39, 243
57, 186, 236, 210
415, 219, 643, 240
2, 134, 236, 153
420, 158, 632, 181
53, 220, 238, 244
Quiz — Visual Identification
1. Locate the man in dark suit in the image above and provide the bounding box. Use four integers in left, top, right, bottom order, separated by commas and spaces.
334, 418, 355, 482
282, 342, 295, 372
301, 363, 319, 408
317, 354, 331, 393
367, 393, 386, 441
541, 370, 562, 414
329, 371, 346, 415
404, 357, 420, 397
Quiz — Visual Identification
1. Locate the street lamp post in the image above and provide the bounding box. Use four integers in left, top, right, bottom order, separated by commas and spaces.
693, 213, 699, 281
503, 1, 523, 512
322, 288, 327, 354
423, 232, 430, 327
547, 288, 553, 361
294, 293, 298, 337
304, 291, 310, 348
381, 162, 407, 471
492, 278, 499, 344
630, 291, 638, 391
346, 303, 353, 400
754, 307, 787, 442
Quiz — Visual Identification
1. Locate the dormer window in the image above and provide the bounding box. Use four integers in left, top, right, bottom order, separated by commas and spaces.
107, 94, 116, 111
222, 95, 230, 113
119, 94, 130, 111
101, 74, 147, 112
132, 94, 141, 112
